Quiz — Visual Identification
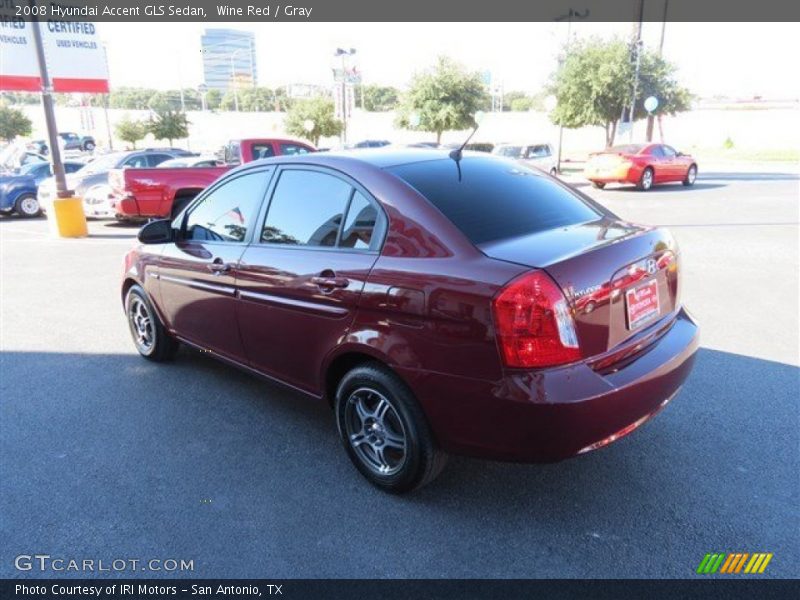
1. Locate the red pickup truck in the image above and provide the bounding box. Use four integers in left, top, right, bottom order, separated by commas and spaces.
109, 138, 315, 221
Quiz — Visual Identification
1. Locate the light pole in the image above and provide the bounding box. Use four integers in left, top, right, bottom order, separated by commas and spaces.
228, 48, 249, 112
334, 48, 356, 144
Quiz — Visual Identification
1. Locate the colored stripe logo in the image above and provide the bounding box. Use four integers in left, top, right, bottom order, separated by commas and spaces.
697, 553, 773, 574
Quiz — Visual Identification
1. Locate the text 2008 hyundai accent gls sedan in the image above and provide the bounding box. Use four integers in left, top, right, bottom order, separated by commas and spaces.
122, 149, 699, 492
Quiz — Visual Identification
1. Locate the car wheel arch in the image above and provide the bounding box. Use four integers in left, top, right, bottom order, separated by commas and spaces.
323, 348, 403, 408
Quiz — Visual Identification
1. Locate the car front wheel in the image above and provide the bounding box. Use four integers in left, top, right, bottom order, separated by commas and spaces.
15, 194, 41, 218
683, 165, 697, 186
335, 363, 447, 493
125, 284, 178, 361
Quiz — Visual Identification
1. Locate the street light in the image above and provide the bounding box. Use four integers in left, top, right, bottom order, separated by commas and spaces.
333, 47, 356, 144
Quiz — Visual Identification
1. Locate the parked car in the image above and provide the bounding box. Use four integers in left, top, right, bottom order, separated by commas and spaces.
0, 160, 85, 217
584, 143, 698, 190
492, 143, 558, 175
28, 132, 96, 155
109, 138, 316, 221
37, 148, 193, 219
121, 149, 699, 493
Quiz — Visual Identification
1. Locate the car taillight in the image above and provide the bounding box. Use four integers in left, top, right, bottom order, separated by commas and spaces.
493, 270, 581, 368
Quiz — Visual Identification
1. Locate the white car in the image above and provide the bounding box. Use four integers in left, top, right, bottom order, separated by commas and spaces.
492, 143, 558, 176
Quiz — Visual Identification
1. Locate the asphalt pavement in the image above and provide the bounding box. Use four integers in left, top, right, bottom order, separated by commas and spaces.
1, 166, 798, 578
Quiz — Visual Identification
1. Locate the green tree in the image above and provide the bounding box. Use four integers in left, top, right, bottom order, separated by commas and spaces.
358, 84, 399, 111
205, 89, 223, 110
0, 104, 32, 141
115, 115, 148, 149
550, 38, 691, 146
284, 97, 342, 146
148, 109, 189, 146
396, 57, 490, 144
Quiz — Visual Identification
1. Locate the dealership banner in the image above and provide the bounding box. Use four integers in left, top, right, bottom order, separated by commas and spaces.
0, 19, 109, 93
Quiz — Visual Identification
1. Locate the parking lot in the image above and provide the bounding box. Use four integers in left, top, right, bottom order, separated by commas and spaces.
1, 166, 798, 578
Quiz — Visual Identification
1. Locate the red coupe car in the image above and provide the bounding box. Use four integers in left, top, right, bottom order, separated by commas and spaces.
584, 143, 698, 191
122, 150, 699, 492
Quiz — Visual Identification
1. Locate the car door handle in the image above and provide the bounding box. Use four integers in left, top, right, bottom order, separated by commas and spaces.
311, 276, 350, 289
208, 259, 232, 274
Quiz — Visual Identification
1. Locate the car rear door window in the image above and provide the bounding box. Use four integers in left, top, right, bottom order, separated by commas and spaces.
339, 191, 381, 250
183, 170, 270, 243
388, 157, 600, 245
261, 170, 352, 247
64, 163, 82, 174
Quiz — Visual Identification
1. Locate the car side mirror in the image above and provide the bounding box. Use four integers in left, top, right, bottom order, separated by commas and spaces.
137, 219, 173, 244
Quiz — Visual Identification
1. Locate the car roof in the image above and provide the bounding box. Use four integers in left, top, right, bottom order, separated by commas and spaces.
229, 148, 507, 179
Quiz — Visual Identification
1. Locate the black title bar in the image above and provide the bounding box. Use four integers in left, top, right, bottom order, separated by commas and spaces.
1, 0, 799, 22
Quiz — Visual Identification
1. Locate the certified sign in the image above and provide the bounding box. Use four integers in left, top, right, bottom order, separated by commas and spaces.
625, 279, 660, 330
0, 19, 109, 93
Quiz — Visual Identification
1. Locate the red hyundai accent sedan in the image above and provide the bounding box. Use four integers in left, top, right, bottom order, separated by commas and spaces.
122, 150, 699, 492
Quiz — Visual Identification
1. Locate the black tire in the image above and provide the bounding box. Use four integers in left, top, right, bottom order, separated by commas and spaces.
549, 167, 558, 176
683, 164, 697, 186
591, 181, 606, 189
83, 141, 96, 152
637, 167, 655, 191
335, 363, 447, 493
14, 193, 41, 218
125, 284, 179, 362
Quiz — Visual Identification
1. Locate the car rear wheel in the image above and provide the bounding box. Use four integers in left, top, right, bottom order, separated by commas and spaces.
683, 164, 697, 186
591, 181, 606, 189
15, 194, 41, 218
125, 285, 179, 361
637, 167, 654, 191
335, 363, 447, 493
549, 167, 558, 176
82, 141, 95, 152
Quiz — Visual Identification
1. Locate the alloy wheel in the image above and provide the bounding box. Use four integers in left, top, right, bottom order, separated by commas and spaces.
344, 387, 407, 475
127, 295, 155, 354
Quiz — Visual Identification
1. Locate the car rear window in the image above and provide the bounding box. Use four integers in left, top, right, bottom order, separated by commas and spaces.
387, 157, 600, 245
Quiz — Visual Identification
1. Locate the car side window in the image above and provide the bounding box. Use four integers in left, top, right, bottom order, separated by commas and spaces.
279, 143, 310, 156
251, 144, 275, 160
262, 170, 352, 247
649, 146, 664, 158
147, 154, 173, 167
661, 145, 677, 158
527, 145, 550, 158
124, 155, 149, 168
183, 170, 270, 243
340, 191, 381, 250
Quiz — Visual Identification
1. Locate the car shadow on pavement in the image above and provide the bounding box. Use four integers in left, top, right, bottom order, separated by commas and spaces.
609, 182, 727, 192
1, 347, 797, 577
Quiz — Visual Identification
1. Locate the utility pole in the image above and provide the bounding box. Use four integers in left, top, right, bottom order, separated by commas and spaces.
554, 8, 588, 171
647, 0, 669, 141
30, 12, 67, 199
627, 0, 645, 143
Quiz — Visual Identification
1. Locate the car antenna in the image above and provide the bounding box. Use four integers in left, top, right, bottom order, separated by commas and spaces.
448, 111, 485, 163
448, 111, 484, 182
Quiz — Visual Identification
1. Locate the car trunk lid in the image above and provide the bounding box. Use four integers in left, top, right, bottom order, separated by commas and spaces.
480, 217, 680, 357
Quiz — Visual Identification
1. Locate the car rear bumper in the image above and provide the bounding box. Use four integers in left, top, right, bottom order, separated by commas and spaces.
399, 307, 699, 462
584, 164, 636, 183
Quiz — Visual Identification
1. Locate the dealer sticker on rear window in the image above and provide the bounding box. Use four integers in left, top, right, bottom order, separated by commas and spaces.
625, 279, 660, 330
